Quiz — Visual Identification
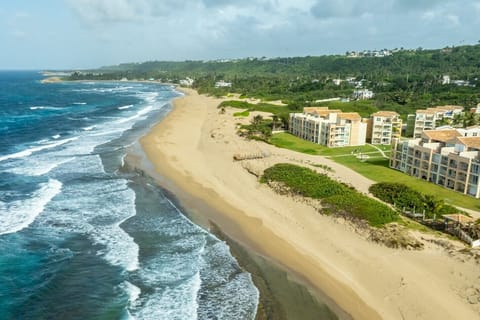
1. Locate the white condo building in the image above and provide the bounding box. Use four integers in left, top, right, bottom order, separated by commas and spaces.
367, 111, 402, 145
406, 105, 464, 138
289, 107, 367, 147
390, 127, 480, 198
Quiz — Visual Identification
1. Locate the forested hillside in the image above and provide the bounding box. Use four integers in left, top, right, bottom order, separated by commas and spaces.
68, 44, 480, 118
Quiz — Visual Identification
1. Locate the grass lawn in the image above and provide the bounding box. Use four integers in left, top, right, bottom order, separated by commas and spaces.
270, 133, 480, 211
270, 132, 379, 156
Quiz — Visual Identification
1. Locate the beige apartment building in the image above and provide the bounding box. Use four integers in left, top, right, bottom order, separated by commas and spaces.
390, 127, 480, 198
406, 105, 464, 138
289, 107, 367, 147
367, 111, 402, 144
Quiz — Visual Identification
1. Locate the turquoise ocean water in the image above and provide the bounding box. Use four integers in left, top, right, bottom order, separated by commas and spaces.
0, 71, 258, 319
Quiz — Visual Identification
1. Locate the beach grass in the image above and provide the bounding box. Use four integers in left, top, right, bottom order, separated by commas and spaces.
261, 163, 399, 226
233, 110, 250, 117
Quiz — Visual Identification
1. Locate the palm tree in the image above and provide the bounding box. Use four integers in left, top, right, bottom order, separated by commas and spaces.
424, 194, 444, 219
252, 114, 263, 126
271, 115, 279, 131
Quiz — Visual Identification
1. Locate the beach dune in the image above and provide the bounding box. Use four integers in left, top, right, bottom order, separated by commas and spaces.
140, 88, 480, 319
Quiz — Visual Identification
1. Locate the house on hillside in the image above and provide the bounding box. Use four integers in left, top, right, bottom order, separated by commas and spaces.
353, 89, 374, 100
215, 80, 232, 88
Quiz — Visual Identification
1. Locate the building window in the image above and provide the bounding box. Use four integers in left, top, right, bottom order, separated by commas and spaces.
470, 175, 479, 185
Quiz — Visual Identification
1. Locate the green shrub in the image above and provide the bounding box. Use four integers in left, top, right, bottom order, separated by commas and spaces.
261, 164, 348, 198
261, 164, 398, 226
369, 182, 424, 210
322, 193, 398, 227
233, 110, 250, 117
369, 182, 463, 219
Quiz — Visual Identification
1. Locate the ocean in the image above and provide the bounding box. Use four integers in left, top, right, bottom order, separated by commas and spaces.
0, 71, 259, 319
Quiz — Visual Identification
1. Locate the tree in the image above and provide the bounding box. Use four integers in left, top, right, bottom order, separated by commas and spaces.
423, 194, 444, 218
271, 115, 279, 131
252, 114, 263, 126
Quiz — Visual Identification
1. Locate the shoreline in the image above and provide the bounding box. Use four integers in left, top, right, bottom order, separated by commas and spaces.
137, 88, 480, 319
126, 134, 350, 319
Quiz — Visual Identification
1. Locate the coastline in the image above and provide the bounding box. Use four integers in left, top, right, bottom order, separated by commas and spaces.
137, 88, 480, 319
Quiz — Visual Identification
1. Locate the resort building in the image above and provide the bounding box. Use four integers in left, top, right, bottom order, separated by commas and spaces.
367, 111, 402, 145
289, 107, 367, 147
406, 105, 464, 138
390, 128, 480, 198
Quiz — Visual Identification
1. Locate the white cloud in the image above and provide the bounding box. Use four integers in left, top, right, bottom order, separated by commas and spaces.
6, 11, 30, 39
67, 0, 177, 23
63, 0, 479, 65
446, 14, 460, 26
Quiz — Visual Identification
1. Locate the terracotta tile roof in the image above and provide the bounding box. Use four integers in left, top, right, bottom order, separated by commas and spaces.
303, 107, 342, 116
455, 137, 480, 150
303, 107, 329, 113
417, 109, 437, 114
372, 111, 400, 117
434, 105, 464, 111
416, 105, 464, 115
338, 112, 361, 121
422, 129, 462, 142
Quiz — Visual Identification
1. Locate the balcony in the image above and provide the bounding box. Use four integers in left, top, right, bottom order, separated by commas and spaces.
459, 162, 469, 171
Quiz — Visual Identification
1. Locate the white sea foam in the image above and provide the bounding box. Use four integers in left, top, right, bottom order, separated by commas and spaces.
196, 241, 259, 320
52, 134, 61, 139
132, 272, 201, 320
82, 126, 95, 131
115, 106, 153, 124
8, 157, 75, 176
94, 215, 140, 272
38, 156, 140, 272
0, 179, 62, 235
0, 137, 78, 162
121, 281, 141, 310
30, 106, 60, 110
123, 281, 142, 320
73, 102, 87, 105
118, 105, 133, 110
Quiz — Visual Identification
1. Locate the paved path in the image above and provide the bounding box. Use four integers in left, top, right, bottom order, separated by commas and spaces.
367, 144, 389, 158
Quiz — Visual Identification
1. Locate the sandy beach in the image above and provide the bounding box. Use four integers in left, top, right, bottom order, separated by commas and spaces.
139, 88, 480, 319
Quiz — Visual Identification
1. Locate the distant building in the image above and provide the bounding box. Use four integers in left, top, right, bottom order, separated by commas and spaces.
452, 80, 472, 87
367, 111, 402, 145
390, 128, 480, 198
473, 103, 480, 114
215, 80, 232, 88
353, 89, 374, 100
405, 105, 464, 138
332, 79, 343, 86
289, 107, 367, 147
442, 75, 451, 85
179, 77, 194, 87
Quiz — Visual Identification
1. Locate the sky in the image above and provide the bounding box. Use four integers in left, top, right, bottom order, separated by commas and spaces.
1, 0, 480, 70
